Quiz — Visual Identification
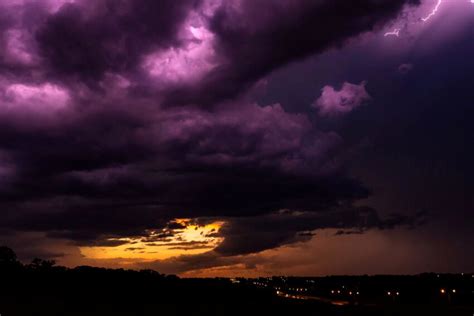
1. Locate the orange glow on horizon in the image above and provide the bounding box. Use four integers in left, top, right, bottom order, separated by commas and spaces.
79, 219, 224, 262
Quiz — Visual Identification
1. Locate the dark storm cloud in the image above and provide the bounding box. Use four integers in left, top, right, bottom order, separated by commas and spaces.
0, 0, 423, 261
144, 252, 237, 275
0, 100, 368, 245
213, 206, 426, 256
36, 0, 201, 83
166, 0, 420, 105
5, 0, 418, 101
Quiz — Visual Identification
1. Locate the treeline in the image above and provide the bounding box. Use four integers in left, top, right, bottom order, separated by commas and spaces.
0, 246, 290, 316
1, 246, 472, 316
0, 246, 383, 316
0, 246, 271, 300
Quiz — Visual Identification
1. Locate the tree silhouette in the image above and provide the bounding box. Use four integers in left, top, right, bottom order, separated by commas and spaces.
0, 246, 472, 316
29, 258, 56, 270
0, 246, 19, 267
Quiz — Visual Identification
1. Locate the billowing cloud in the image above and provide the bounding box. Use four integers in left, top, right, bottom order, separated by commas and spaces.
0, 0, 425, 272
0, 99, 358, 241
36, 0, 201, 83
313, 81, 371, 117
166, 0, 420, 104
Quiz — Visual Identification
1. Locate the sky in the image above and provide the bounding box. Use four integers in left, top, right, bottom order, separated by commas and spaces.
0, 0, 473, 277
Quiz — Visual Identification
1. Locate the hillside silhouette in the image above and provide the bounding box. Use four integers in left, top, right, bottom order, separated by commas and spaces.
0, 246, 472, 316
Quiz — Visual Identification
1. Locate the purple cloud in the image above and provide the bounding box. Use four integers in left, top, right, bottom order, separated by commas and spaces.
313, 81, 371, 117
0, 0, 424, 267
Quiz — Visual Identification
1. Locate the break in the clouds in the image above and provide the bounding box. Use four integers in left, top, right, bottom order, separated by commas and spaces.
0, 0, 434, 273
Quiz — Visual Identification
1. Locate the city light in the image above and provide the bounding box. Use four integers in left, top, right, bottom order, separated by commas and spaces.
249, 276, 467, 304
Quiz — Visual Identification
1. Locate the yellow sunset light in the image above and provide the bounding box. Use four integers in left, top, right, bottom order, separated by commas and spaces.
80, 219, 225, 262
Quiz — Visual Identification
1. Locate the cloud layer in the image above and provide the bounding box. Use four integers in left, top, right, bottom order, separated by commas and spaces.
0, 0, 422, 272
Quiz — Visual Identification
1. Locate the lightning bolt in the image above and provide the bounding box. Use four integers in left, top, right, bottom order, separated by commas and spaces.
383, 0, 472, 38
384, 28, 401, 37
421, 0, 443, 22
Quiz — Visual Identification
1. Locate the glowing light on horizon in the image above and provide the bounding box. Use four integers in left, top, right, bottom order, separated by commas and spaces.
422, 0, 443, 22
80, 219, 225, 262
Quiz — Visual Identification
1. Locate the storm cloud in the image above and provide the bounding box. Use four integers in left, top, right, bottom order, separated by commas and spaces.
0, 0, 424, 271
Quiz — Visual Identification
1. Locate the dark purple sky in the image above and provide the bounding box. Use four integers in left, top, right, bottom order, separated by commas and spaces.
0, 0, 472, 277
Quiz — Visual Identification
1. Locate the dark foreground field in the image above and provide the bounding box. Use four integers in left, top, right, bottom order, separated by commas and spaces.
1, 295, 473, 316
1, 247, 473, 316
